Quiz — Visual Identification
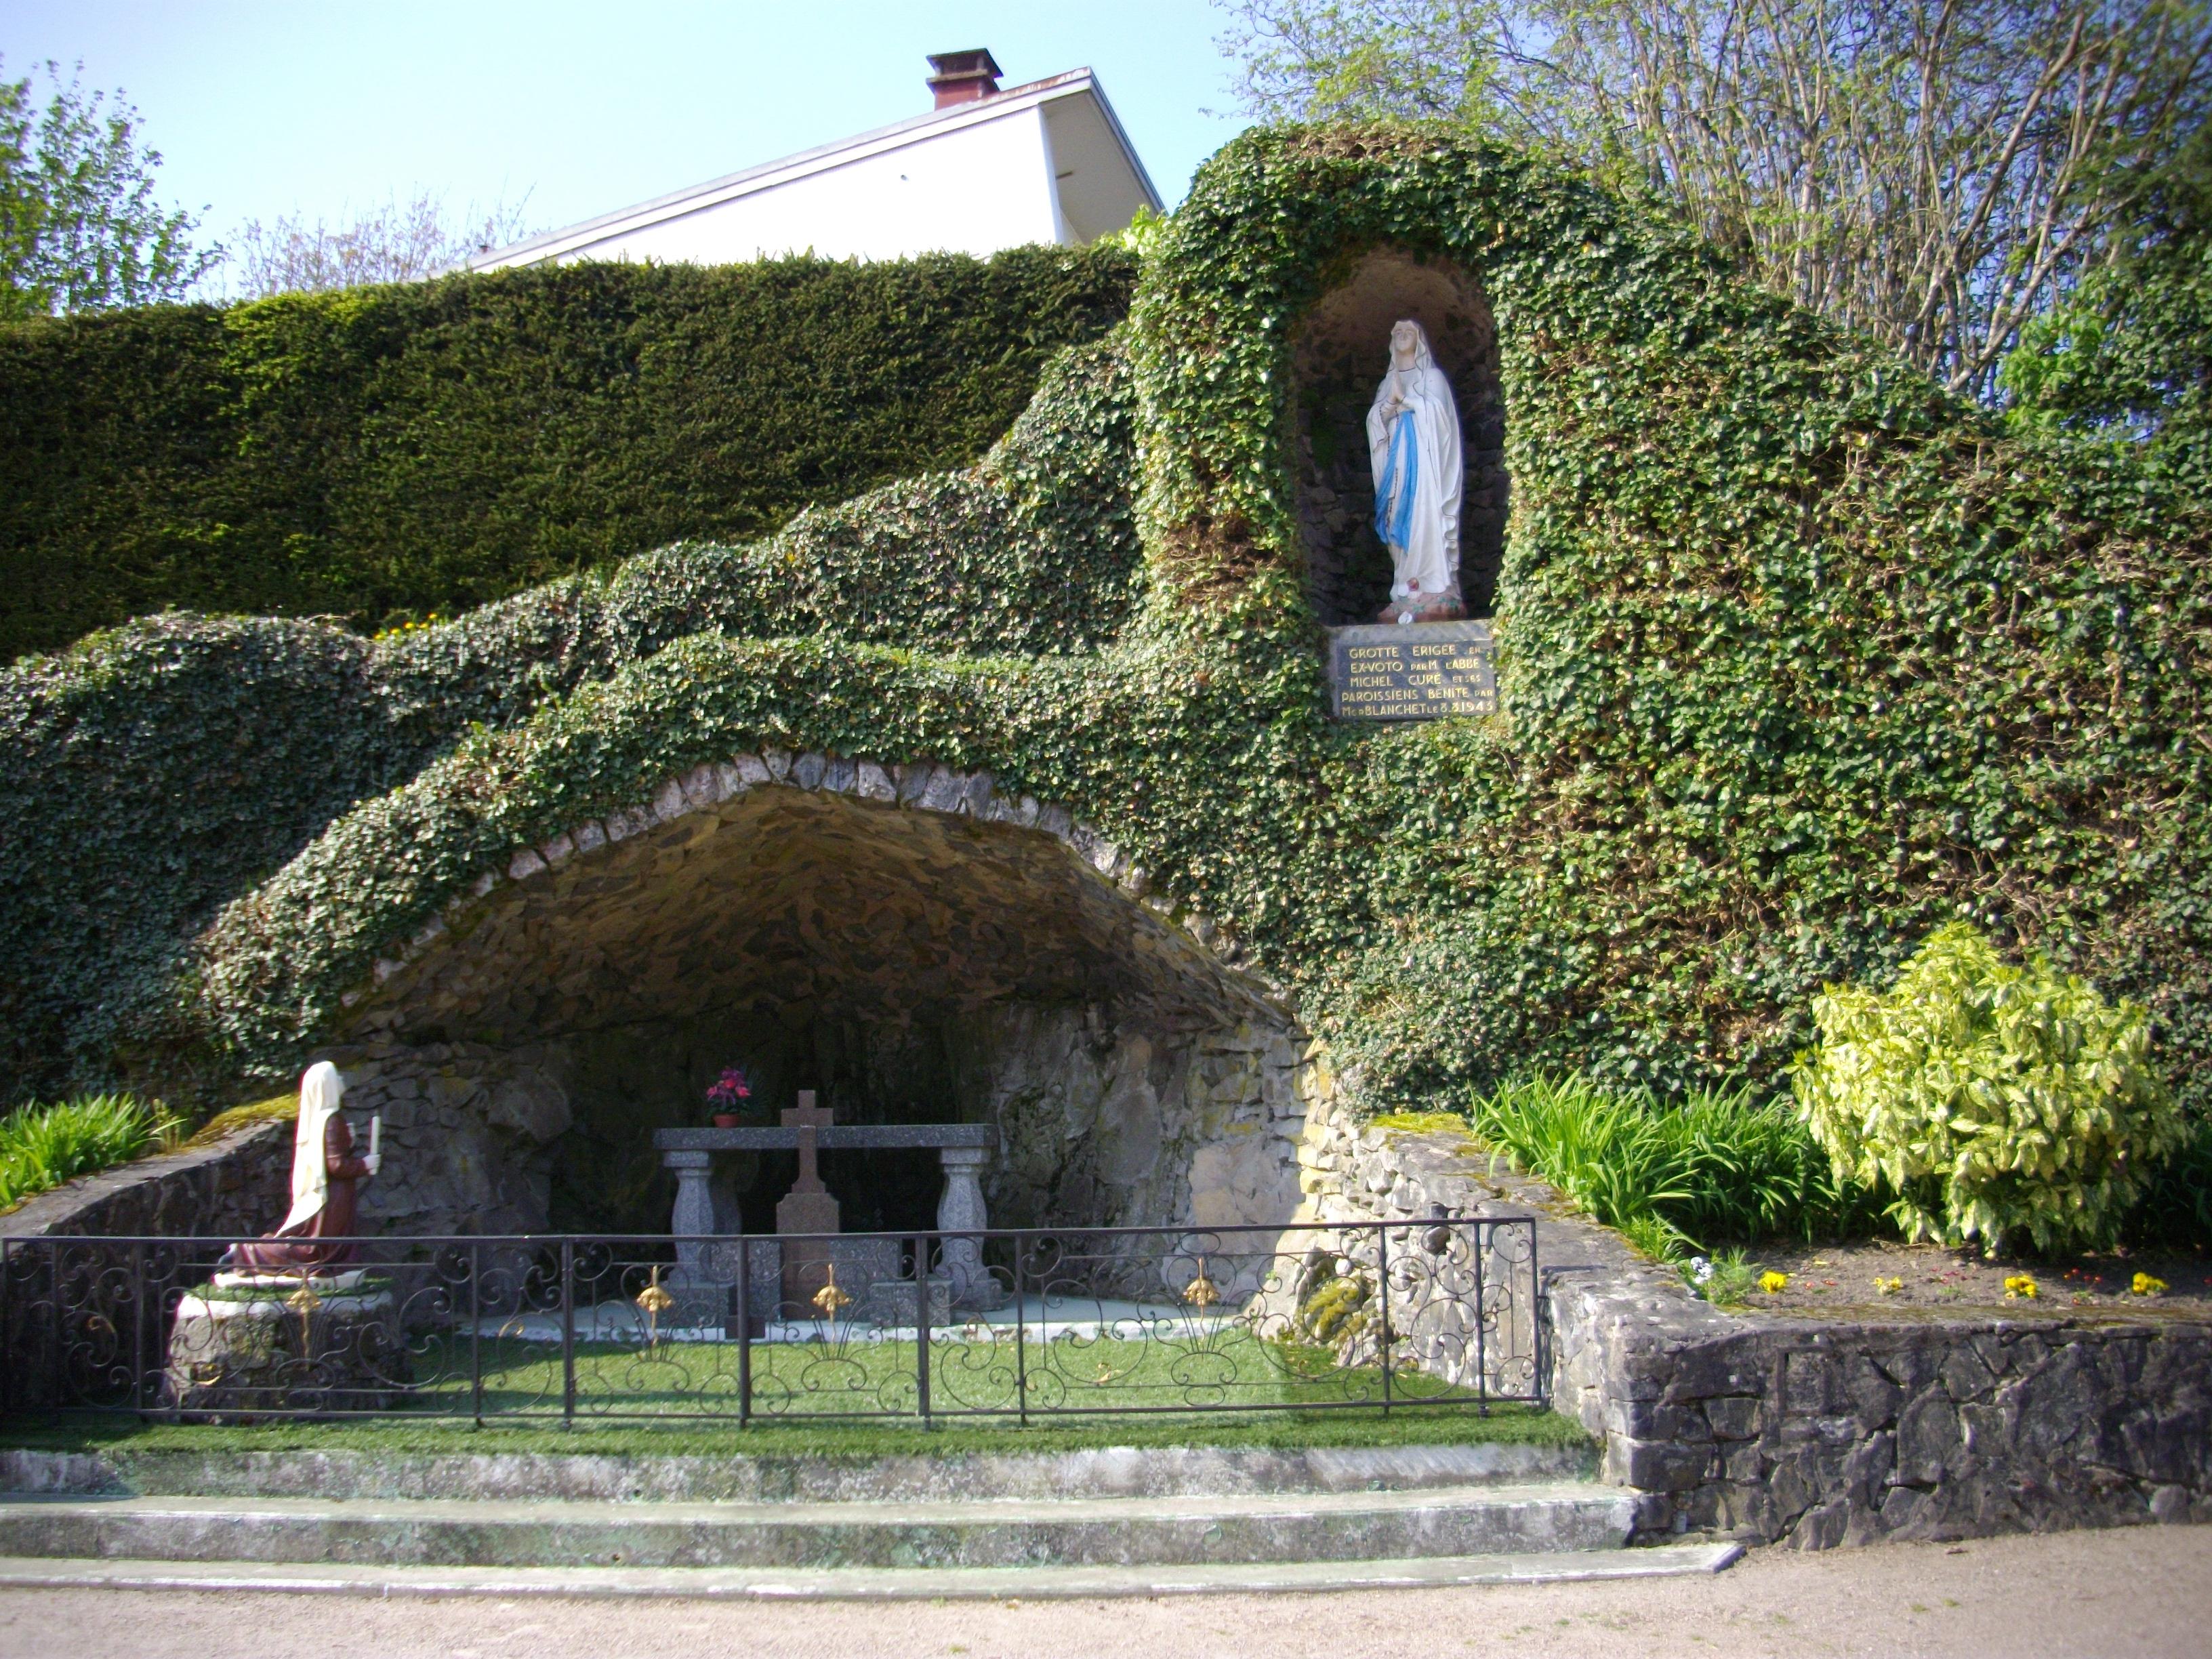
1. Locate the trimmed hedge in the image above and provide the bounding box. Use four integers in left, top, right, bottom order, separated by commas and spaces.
0, 248, 1137, 661
3, 120, 2209, 1267
0, 343, 1139, 1098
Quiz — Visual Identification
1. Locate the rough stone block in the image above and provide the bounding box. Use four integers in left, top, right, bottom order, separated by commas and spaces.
920, 766, 964, 813
1611, 1436, 1707, 1492
1705, 1395, 1761, 1441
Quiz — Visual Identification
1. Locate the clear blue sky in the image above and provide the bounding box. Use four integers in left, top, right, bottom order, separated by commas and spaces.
4, 1, 1253, 272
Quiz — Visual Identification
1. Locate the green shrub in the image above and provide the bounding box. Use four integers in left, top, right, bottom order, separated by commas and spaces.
0, 1094, 178, 1211
1294, 1263, 1375, 1345
2126, 1117, 2212, 1246
1461, 1075, 1871, 1257
0, 247, 1137, 661
1791, 922, 2184, 1254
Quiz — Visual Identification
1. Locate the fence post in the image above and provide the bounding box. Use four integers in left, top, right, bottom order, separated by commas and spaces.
915, 1233, 933, 1429
735, 1235, 752, 1427
0, 1240, 10, 1418
470, 1240, 483, 1427
1013, 1232, 1027, 1428
560, 1239, 576, 1427
1377, 1222, 1392, 1416
131, 1240, 147, 1415
1529, 1218, 1545, 1410
1472, 1218, 1488, 1416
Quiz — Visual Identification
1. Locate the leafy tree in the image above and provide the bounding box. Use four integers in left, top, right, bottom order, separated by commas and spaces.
0, 58, 216, 319
2003, 120, 2211, 474
1216, 1, 2212, 401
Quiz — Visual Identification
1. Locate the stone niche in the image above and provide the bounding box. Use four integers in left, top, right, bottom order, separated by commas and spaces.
1292, 248, 1509, 625
329, 772, 1310, 1243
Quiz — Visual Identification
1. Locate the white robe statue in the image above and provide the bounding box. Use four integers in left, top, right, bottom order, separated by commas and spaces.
1366, 319, 1464, 623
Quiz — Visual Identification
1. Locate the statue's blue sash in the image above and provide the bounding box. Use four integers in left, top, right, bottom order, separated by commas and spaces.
1374, 409, 1417, 551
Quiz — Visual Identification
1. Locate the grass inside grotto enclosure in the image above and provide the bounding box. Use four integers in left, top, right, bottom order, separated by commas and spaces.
411, 1326, 1464, 1415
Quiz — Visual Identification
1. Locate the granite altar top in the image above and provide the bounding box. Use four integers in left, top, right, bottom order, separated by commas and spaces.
654, 1124, 996, 1152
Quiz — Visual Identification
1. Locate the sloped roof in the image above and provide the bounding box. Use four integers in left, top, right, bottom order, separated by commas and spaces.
468, 68, 1160, 271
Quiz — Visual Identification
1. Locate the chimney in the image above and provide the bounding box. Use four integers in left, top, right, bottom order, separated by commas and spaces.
926, 49, 1003, 109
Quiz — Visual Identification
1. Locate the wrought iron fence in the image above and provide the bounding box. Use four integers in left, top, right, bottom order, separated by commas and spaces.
0, 1217, 1542, 1423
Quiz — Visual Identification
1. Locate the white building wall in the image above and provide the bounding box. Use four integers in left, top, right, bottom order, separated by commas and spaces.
516, 106, 1064, 268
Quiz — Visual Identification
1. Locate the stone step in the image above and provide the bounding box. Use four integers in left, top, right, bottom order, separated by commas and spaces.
0, 1439, 1593, 1504
0, 1481, 1634, 1571
0, 1541, 1744, 1601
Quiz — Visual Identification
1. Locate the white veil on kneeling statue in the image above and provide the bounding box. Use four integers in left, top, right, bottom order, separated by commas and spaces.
277, 1061, 346, 1233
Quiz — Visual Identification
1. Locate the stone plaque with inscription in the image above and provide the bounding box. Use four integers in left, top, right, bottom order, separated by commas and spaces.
1327, 620, 1496, 720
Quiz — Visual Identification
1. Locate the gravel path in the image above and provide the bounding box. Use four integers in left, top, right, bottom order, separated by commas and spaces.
1, 1524, 2206, 1659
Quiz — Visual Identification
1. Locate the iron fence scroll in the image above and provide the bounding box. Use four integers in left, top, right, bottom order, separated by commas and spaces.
0, 1218, 1542, 1423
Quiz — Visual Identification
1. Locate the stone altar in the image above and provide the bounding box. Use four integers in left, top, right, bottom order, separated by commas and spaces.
653, 1105, 1002, 1322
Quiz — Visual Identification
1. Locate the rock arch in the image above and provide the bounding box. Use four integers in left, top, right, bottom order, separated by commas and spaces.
1290, 248, 1509, 625
326, 751, 1311, 1242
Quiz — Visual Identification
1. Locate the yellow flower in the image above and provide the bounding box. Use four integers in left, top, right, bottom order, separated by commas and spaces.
2131, 1272, 2168, 1296
2003, 1274, 2039, 1300
1875, 1276, 1904, 1295
1759, 1271, 1790, 1294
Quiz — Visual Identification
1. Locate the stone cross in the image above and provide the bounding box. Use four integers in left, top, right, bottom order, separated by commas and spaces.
782, 1092, 832, 1194
775, 1090, 840, 1239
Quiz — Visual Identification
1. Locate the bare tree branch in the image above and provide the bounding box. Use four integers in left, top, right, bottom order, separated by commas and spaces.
1216, 0, 2212, 398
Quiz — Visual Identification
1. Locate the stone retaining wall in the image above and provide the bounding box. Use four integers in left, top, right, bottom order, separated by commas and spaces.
0, 1119, 291, 1242
1, 1119, 295, 1413
1293, 1094, 2212, 1547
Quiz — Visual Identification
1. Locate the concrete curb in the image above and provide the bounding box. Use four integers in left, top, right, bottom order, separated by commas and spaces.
0, 1439, 1599, 1503
0, 1481, 1635, 1570
0, 1542, 1744, 1601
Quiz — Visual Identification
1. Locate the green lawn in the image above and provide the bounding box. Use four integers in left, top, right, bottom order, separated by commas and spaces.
407, 1325, 1475, 1420
3, 1325, 1584, 1458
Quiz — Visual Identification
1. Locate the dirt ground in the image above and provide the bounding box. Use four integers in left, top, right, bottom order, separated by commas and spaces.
3, 1525, 2209, 1659
1715, 1237, 2212, 1319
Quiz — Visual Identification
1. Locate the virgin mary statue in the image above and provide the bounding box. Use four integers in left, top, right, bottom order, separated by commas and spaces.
1366, 319, 1465, 623
222, 1062, 379, 1273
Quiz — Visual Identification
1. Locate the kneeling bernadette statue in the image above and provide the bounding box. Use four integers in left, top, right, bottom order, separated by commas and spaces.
168, 1061, 407, 1415
1367, 319, 1466, 623
222, 1060, 381, 1273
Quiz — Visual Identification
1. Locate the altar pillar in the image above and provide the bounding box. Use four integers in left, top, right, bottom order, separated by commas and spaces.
937, 1145, 1001, 1309
667, 1150, 715, 1290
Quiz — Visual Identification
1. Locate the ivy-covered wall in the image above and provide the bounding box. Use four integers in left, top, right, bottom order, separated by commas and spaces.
0, 248, 1136, 661
3, 125, 2208, 1208
0, 344, 1139, 1099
